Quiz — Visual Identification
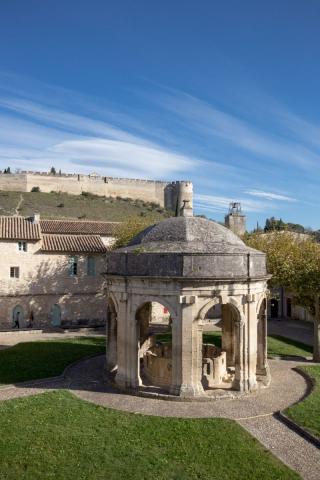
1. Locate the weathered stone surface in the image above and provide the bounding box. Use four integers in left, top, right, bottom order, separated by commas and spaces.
107, 217, 266, 279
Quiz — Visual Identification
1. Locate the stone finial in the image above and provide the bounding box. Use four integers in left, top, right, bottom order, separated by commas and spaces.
180, 200, 193, 217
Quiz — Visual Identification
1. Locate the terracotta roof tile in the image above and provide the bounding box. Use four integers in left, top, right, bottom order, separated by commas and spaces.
41, 234, 107, 253
0, 216, 41, 240
40, 219, 119, 236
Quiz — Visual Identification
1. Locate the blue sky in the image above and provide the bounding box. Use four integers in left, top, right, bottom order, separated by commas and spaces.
0, 1, 320, 230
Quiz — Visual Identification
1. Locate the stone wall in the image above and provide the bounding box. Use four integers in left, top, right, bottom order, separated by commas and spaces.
0, 238, 107, 329
0, 172, 193, 210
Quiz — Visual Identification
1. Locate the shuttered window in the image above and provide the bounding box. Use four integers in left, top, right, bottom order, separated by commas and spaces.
69, 256, 78, 276
87, 256, 96, 276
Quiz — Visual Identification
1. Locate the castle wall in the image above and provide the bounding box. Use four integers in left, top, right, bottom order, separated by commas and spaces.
0, 172, 192, 210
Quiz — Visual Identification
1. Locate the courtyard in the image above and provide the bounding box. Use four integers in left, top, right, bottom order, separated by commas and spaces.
0, 328, 319, 480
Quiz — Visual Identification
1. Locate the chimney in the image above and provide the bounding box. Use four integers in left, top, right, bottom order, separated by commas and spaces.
31, 212, 40, 224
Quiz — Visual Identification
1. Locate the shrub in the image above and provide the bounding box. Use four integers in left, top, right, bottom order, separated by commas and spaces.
31, 186, 40, 192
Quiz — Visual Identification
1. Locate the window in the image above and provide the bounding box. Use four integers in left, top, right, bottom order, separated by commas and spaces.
87, 256, 96, 276
10, 267, 20, 278
18, 241, 27, 252
68, 256, 78, 276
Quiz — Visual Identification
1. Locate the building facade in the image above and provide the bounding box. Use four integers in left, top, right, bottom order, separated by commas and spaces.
0, 214, 118, 330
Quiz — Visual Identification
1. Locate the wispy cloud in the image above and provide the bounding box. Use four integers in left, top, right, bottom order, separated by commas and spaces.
194, 193, 269, 213
0, 77, 205, 179
244, 189, 296, 202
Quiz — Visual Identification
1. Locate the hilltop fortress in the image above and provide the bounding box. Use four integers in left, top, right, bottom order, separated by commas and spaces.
0, 171, 193, 212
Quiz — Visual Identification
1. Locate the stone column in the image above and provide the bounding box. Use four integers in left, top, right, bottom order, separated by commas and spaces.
115, 292, 129, 389
127, 297, 141, 389
170, 295, 204, 397
106, 311, 117, 371
257, 301, 268, 375
246, 298, 258, 391
221, 304, 235, 366
233, 318, 245, 391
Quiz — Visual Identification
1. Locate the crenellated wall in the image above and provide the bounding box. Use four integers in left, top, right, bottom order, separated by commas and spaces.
0, 172, 193, 210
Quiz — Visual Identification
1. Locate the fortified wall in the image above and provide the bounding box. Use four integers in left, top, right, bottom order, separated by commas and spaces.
0, 172, 193, 211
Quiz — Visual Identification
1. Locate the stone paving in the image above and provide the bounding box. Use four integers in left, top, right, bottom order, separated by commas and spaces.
268, 319, 313, 347
0, 328, 104, 350
0, 353, 320, 479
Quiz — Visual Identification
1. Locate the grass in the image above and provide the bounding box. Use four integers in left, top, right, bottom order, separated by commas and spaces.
267, 335, 312, 358
157, 331, 312, 358
0, 390, 300, 480
0, 337, 105, 385
285, 365, 320, 438
0, 190, 170, 221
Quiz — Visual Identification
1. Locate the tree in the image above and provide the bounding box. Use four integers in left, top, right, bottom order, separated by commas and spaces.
113, 216, 158, 249
245, 232, 320, 361
50, 167, 56, 175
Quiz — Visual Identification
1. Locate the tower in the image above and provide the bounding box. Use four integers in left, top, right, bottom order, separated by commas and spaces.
224, 202, 246, 236
177, 181, 193, 216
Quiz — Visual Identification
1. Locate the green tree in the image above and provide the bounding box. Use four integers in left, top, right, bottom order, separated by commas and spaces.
50, 167, 56, 175
113, 216, 158, 249
245, 232, 320, 361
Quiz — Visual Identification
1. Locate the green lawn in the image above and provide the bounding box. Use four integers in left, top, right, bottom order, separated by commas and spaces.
0, 337, 105, 385
0, 390, 300, 480
285, 365, 320, 438
267, 335, 312, 358
157, 331, 312, 358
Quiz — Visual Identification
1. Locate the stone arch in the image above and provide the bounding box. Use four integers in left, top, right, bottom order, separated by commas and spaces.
197, 297, 245, 391
134, 298, 175, 391
197, 297, 222, 321
106, 296, 118, 371
256, 294, 267, 315
256, 297, 268, 377
133, 296, 177, 321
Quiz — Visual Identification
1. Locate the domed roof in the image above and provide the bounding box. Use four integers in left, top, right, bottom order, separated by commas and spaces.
107, 216, 267, 280
124, 216, 248, 254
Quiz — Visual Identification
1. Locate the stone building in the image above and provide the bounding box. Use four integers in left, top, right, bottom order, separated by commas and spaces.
104, 216, 270, 398
0, 214, 118, 330
224, 202, 246, 236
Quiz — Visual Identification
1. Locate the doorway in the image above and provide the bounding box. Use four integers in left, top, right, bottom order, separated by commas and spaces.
51, 304, 61, 327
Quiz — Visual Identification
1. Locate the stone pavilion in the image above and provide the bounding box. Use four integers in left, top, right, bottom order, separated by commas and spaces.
104, 215, 270, 398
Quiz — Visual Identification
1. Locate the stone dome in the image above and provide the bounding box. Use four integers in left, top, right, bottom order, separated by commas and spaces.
107, 216, 267, 279
127, 216, 247, 253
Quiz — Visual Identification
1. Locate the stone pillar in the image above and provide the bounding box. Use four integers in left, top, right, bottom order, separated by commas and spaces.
170, 295, 204, 397
247, 298, 258, 391
106, 311, 117, 371
221, 305, 235, 366
257, 300, 268, 375
233, 318, 245, 391
115, 293, 129, 389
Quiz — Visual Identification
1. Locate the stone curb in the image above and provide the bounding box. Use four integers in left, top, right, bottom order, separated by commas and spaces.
276, 366, 320, 449
276, 411, 320, 449
268, 354, 312, 361
0, 353, 104, 392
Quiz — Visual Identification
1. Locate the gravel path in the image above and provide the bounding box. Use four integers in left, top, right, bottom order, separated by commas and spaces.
1, 356, 319, 479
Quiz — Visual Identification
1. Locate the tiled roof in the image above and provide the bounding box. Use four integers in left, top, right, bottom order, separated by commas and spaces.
40, 219, 119, 236
41, 234, 107, 253
0, 216, 41, 240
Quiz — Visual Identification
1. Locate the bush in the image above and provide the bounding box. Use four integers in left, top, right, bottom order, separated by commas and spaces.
57, 203, 64, 208
31, 186, 40, 192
